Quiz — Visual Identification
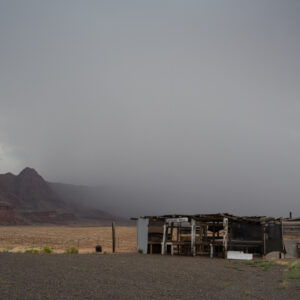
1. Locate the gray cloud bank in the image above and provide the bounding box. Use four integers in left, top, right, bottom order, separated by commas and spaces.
1, 0, 300, 217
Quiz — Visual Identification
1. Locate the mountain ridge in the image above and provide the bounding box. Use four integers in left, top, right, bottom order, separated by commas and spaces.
0, 167, 118, 225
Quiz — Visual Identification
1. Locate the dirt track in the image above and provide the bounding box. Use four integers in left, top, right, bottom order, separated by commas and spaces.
0, 253, 299, 299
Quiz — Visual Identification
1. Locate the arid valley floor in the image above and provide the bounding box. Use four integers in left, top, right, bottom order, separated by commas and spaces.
0, 226, 300, 299
0, 225, 136, 253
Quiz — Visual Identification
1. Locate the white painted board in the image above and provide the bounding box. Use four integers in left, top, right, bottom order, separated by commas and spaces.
227, 251, 253, 260
137, 218, 149, 254
166, 217, 188, 223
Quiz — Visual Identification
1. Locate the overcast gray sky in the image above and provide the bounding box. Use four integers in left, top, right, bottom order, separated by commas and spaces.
1, 0, 300, 217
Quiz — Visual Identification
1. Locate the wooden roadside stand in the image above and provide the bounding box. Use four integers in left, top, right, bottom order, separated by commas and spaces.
136, 213, 299, 259
112, 221, 116, 253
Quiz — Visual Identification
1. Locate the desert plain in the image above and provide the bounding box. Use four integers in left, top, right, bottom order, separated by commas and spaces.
0, 225, 136, 253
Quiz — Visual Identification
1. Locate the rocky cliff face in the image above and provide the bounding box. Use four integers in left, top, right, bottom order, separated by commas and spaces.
0, 196, 25, 225
0, 168, 115, 225
0, 167, 64, 212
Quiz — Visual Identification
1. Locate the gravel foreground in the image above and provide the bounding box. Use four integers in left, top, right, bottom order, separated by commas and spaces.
0, 253, 299, 300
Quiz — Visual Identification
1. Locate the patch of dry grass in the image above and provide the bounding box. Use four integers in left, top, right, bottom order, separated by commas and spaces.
283, 260, 300, 280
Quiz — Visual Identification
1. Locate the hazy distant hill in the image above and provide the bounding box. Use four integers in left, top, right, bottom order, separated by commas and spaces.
0, 168, 64, 212
0, 168, 117, 225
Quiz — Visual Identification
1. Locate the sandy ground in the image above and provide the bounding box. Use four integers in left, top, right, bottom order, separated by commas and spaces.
0, 253, 299, 300
0, 226, 136, 253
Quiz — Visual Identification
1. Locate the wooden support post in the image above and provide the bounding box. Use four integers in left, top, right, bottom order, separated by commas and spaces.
191, 219, 196, 256
170, 222, 174, 242
223, 217, 228, 258
280, 218, 285, 259
161, 224, 167, 255
178, 224, 181, 254
263, 225, 267, 256
199, 225, 202, 253
112, 222, 116, 253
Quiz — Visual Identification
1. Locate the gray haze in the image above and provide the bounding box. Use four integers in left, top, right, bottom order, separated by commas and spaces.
1, 0, 300, 217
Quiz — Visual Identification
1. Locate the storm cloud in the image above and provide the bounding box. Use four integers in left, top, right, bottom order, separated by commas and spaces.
1, 0, 300, 217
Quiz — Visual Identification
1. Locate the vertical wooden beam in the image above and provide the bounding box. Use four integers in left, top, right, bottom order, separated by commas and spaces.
170, 222, 174, 242
191, 219, 196, 256
112, 221, 116, 253
210, 243, 213, 259
280, 218, 284, 259
161, 223, 167, 255
199, 225, 203, 253
178, 224, 181, 255
223, 218, 228, 258
263, 225, 267, 256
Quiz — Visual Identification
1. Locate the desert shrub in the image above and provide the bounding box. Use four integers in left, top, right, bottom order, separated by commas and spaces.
42, 246, 53, 254
25, 249, 40, 254
65, 247, 79, 254
137, 248, 143, 254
